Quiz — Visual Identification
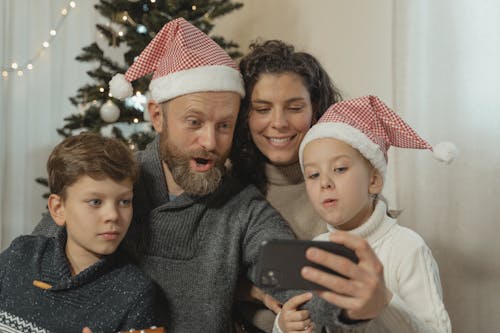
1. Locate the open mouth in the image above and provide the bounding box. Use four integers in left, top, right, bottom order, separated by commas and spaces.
194, 158, 209, 165
191, 157, 214, 172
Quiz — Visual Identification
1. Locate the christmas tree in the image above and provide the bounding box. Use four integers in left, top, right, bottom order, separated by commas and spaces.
36, 0, 243, 196
59, 0, 242, 150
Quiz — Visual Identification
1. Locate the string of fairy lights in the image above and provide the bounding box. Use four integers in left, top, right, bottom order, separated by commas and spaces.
1, 1, 78, 80
2, 0, 200, 81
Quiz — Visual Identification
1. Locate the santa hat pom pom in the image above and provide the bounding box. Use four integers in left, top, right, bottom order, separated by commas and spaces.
433, 141, 459, 164
109, 74, 133, 100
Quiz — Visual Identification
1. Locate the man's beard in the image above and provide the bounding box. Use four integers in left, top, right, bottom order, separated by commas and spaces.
159, 135, 227, 196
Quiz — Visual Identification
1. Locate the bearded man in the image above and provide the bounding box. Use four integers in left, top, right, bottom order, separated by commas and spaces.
34, 18, 293, 332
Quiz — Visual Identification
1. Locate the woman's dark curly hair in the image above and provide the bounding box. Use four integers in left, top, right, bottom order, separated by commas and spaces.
230, 40, 342, 193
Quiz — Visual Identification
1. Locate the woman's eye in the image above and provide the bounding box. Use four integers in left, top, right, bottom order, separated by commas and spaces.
288, 106, 304, 112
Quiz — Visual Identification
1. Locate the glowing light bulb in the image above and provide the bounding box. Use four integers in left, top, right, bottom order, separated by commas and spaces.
17, 70, 24, 76
50, 30, 57, 36
69, 1, 76, 8
27, 64, 33, 70
150, 0, 156, 3
118, 31, 124, 37
99, 87, 105, 93
122, 15, 128, 21
192, 5, 197, 10
11, 63, 18, 69
133, 118, 139, 123
42, 41, 50, 48
108, 93, 113, 97
61, 8, 68, 15
2, 71, 8, 78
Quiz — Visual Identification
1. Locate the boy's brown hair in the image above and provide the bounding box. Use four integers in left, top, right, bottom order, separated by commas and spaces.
47, 132, 139, 199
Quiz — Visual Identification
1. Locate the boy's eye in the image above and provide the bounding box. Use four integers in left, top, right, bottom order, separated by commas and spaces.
119, 199, 132, 206
87, 199, 101, 206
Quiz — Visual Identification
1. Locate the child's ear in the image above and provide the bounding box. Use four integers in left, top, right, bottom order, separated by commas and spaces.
368, 168, 384, 195
48, 194, 66, 227
148, 100, 164, 133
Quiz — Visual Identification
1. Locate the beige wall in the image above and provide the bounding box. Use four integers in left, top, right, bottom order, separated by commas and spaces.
213, 0, 394, 102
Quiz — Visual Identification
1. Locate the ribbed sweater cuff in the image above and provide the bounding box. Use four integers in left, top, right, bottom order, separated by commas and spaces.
272, 312, 283, 333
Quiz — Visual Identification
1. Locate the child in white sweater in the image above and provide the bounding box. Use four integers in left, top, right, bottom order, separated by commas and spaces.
274, 95, 454, 333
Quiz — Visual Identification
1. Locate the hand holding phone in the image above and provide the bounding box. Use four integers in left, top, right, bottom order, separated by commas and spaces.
255, 239, 359, 290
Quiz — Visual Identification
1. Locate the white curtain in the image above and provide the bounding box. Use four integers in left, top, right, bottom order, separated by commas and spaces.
393, 1, 500, 332
0, 0, 98, 249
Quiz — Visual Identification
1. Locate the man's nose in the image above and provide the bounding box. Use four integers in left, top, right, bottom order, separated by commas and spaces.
199, 125, 217, 151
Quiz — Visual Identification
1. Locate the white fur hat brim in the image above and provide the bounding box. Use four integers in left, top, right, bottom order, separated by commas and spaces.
299, 122, 387, 178
149, 65, 245, 103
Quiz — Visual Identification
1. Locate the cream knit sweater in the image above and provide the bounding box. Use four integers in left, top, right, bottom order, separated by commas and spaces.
274, 200, 451, 333
294, 200, 451, 332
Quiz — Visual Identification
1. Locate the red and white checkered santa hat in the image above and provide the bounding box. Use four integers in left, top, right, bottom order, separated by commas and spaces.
109, 17, 244, 103
299, 95, 458, 178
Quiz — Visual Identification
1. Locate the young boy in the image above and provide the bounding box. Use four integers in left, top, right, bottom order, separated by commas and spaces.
0, 132, 165, 332
275, 95, 454, 333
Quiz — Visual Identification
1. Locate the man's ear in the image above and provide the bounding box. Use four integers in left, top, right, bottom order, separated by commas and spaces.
48, 194, 66, 227
148, 100, 164, 133
368, 168, 384, 195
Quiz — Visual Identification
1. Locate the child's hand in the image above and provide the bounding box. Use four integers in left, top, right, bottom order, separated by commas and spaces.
278, 292, 314, 333
301, 231, 392, 320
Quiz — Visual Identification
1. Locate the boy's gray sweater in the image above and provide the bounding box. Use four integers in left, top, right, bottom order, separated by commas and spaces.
34, 136, 350, 332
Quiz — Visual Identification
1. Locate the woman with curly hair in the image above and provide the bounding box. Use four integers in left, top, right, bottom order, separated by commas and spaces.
231, 39, 343, 241
231, 40, 343, 333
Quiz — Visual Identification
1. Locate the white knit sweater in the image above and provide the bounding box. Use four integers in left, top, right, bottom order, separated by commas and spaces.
273, 200, 451, 333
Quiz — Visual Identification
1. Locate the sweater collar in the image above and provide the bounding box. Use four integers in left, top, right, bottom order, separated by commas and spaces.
265, 161, 304, 185
41, 228, 120, 291
327, 200, 396, 244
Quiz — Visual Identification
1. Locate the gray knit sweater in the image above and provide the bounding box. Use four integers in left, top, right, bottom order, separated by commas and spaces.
33, 137, 349, 332
0, 229, 163, 333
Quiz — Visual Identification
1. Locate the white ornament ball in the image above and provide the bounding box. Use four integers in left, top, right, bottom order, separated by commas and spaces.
100, 100, 120, 123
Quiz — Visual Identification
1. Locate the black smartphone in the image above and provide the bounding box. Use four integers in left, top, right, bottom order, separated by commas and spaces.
255, 239, 359, 290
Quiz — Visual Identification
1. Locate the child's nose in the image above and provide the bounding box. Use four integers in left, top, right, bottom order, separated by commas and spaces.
103, 205, 119, 222
320, 174, 334, 189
